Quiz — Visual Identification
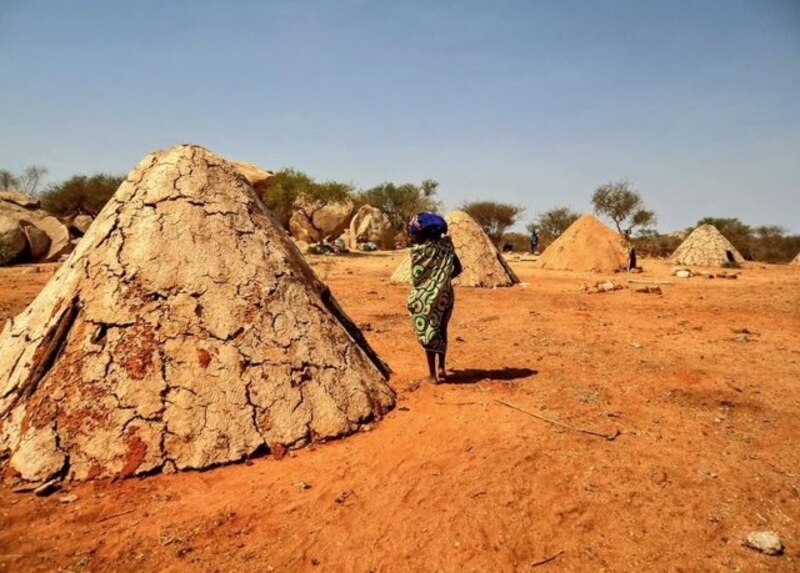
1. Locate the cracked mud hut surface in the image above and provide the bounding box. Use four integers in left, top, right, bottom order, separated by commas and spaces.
391, 210, 519, 288
0, 145, 394, 483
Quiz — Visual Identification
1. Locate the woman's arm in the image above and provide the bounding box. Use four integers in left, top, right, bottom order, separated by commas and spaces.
452, 252, 463, 278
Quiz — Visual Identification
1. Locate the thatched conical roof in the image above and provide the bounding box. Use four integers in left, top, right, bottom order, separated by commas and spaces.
0, 145, 393, 483
391, 210, 519, 288
670, 224, 744, 267
536, 214, 629, 272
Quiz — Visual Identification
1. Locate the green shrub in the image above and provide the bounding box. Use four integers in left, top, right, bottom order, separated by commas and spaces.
41, 174, 125, 217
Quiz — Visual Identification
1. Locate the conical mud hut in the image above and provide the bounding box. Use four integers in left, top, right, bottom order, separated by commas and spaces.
391, 210, 519, 288
536, 214, 629, 272
0, 145, 394, 484
670, 224, 744, 267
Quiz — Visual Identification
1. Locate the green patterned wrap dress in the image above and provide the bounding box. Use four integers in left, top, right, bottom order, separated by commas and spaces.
406, 236, 456, 354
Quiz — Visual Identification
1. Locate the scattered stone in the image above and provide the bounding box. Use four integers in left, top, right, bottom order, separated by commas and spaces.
71, 214, 94, 235
733, 327, 758, 336
635, 286, 662, 295
674, 269, 693, 278
34, 479, 61, 497
715, 272, 739, 279
11, 482, 40, 493
744, 530, 783, 556
582, 280, 624, 294
298, 481, 312, 490
334, 489, 354, 504
59, 494, 79, 503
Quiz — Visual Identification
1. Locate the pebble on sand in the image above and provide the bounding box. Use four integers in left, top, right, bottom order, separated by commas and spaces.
744, 530, 784, 556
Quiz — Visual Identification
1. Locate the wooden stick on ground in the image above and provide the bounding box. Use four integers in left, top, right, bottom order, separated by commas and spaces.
532, 550, 565, 567
96, 508, 136, 523
495, 400, 620, 441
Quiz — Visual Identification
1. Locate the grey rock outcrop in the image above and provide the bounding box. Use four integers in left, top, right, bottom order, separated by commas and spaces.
0, 144, 393, 483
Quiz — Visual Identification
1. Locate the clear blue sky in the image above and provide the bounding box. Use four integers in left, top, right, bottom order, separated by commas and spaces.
2, 0, 798, 233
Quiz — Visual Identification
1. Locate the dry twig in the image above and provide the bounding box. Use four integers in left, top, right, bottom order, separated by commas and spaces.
495, 400, 620, 441
532, 550, 565, 567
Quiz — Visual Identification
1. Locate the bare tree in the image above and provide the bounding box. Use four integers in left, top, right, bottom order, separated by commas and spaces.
19, 166, 48, 196
0, 169, 19, 191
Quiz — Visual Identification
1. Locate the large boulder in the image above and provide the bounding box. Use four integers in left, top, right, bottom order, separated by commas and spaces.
20, 222, 51, 261
0, 215, 27, 265
349, 205, 394, 250
0, 190, 40, 209
230, 160, 273, 194
34, 216, 73, 262
289, 198, 354, 243
71, 214, 94, 235
0, 144, 393, 483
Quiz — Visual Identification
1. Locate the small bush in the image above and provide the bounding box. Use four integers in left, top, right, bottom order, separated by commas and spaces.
41, 174, 125, 217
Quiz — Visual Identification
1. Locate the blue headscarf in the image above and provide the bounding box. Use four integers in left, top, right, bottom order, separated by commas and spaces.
408, 212, 447, 239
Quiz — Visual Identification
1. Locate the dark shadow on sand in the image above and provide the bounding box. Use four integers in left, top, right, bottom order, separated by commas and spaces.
444, 367, 537, 385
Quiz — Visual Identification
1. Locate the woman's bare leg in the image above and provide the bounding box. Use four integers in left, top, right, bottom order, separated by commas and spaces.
425, 351, 438, 384
438, 351, 447, 381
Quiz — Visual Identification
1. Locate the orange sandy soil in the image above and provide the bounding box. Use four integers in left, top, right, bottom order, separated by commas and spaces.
1, 254, 799, 572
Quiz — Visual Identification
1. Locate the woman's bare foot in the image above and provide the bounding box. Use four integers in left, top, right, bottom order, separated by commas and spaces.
438, 369, 447, 383
427, 375, 441, 385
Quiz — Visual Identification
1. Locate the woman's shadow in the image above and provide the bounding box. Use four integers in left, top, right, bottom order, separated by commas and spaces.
444, 367, 537, 385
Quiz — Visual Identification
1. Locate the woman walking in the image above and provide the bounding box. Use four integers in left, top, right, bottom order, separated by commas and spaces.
406, 213, 462, 384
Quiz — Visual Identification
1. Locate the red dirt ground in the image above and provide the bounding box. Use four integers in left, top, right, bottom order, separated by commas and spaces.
1, 255, 799, 572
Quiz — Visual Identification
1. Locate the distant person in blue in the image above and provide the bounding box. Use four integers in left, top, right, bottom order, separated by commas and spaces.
529, 229, 539, 254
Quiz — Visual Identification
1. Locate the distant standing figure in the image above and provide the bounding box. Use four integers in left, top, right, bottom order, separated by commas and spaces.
529, 229, 539, 254
406, 213, 462, 384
